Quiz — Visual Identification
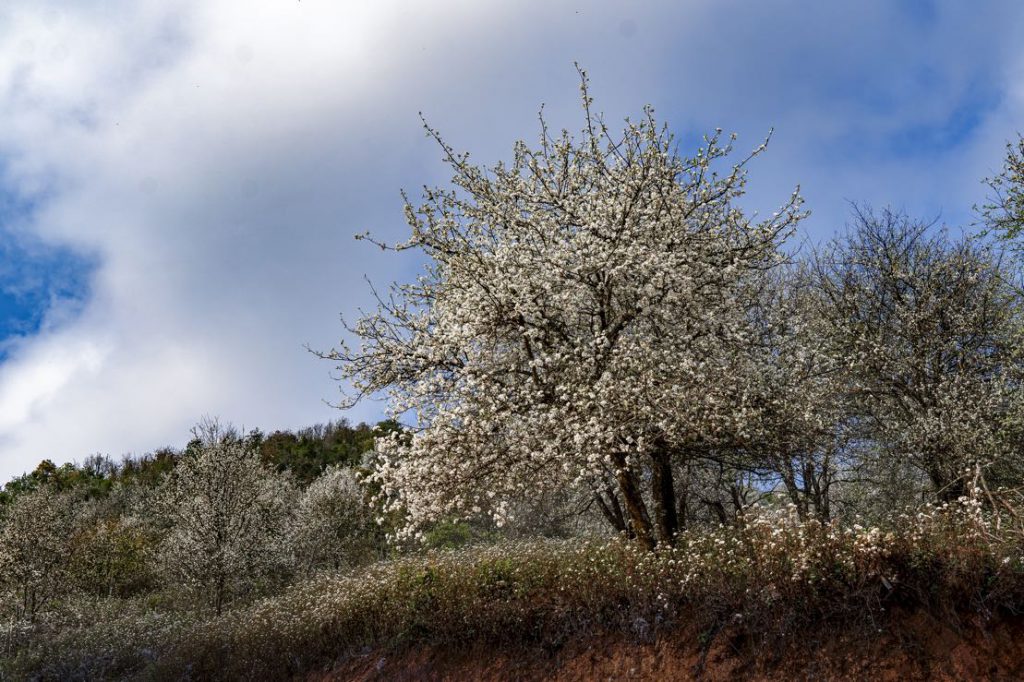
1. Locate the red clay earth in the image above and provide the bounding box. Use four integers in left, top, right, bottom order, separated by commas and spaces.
310, 612, 1024, 681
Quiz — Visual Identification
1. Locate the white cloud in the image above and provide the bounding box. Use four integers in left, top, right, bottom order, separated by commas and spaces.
0, 0, 1022, 480
0, 335, 108, 432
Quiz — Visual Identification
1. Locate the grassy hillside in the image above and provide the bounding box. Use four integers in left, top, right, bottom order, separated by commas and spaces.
7, 499, 1024, 680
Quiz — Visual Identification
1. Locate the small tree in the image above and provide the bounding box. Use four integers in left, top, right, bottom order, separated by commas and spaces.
156, 425, 294, 613
0, 487, 77, 621
813, 207, 1024, 501
71, 517, 153, 598
289, 466, 380, 572
324, 69, 805, 548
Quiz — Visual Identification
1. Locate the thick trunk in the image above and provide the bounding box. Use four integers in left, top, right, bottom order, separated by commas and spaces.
926, 449, 966, 503
777, 453, 834, 523
934, 474, 966, 503
603, 485, 632, 538
215, 574, 226, 616
817, 485, 831, 522
779, 467, 809, 522
706, 499, 729, 525
650, 450, 679, 546
611, 452, 656, 550
729, 484, 747, 519
806, 460, 832, 522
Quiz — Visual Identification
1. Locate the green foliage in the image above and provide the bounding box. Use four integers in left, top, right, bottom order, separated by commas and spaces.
259, 419, 401, 485
0, 458, 112, 505
70, 518, 156, 598
117, 448, 180, 488
423, 520, 474, 550
0, 419, 399, 509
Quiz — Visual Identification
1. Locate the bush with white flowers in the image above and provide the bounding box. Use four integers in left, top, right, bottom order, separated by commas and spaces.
289, 465, 380, 572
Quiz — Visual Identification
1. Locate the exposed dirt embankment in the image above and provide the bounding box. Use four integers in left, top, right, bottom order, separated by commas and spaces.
313, 612, 1024, 681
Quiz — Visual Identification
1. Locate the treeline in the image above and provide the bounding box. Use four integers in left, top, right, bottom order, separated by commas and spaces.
0, 418, 400, 504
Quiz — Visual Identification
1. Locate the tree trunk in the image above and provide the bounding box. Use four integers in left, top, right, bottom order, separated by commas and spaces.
215, 574, 225, 616
611, 452, 656, 550
779, 467, 809, 521
603, 485, 633, 538
926, 449, 966, 503
776, 454, 809, 521
935, 474, 966, 503
807, 460, 832, 522
706, 499, 729, 525
593, 491, 628, 536
650, 450, 679, 546
729, 484, 747, 520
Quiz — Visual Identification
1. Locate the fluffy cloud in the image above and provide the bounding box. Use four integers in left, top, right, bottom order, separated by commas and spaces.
0, 0, 1022, 479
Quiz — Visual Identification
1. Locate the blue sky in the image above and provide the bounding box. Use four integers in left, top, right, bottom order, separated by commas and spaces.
0, 0, 1022, 481
0, 188, 94, 351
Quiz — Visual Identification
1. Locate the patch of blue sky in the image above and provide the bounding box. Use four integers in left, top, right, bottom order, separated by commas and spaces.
0, 189, 95, 357
820, 79, 1003, 164
896, 0, 940, 28
885, 85, 1002, 158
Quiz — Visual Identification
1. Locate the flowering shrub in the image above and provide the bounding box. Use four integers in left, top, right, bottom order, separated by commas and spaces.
9, 498, 1024, 680
288, 465, 382, 572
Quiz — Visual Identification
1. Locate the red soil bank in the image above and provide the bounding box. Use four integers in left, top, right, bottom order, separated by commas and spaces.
312, 612, 1024, 681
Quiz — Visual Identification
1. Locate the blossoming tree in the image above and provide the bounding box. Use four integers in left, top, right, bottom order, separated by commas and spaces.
813, 207, 1024, 501
0, 486, 77, 620
326, 71, 806, 548
156, 424, 294, 613
289, 465, 380, 572
728, 267, 850, 521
